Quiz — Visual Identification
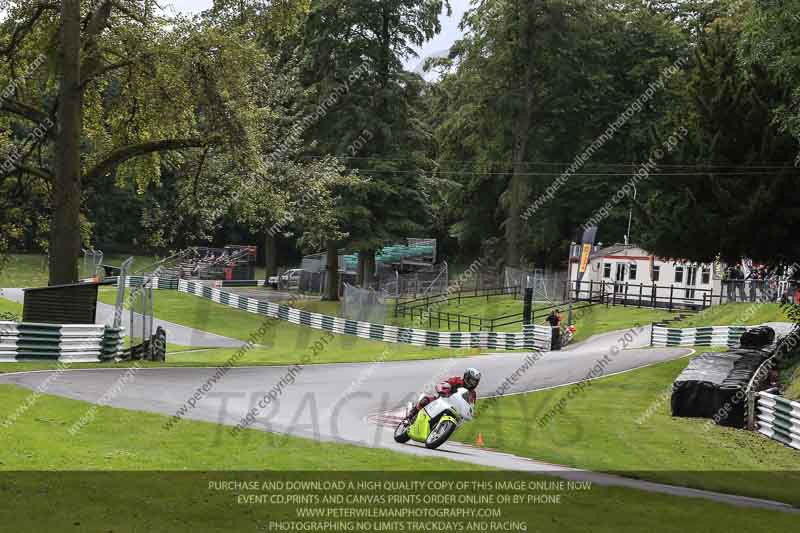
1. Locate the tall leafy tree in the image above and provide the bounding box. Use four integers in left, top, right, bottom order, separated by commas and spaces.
0, 1, 278, 284
430, 0, 687, 266
302, 0, 447, 291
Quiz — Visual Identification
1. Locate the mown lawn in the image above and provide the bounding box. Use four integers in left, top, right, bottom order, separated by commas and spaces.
457, 356, 800, 506
0, 384, 796, 532
0, 253, 162, 288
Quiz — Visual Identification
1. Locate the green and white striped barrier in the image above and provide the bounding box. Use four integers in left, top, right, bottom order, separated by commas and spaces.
0, 321, 124, 362
179, 280, 552, 351
105, 276, 178, 290
756, 391, 800, 451
651, 325, 747, 347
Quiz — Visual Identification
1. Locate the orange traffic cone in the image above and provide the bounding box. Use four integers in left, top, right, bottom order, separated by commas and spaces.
476, 433, 485, 447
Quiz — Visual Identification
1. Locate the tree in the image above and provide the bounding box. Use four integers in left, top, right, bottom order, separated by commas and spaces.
302, 0, 447, 289
429, 0, 687, 266
740, 0, 800, 153
0, 1, 269, 284
637, 17, 800, 264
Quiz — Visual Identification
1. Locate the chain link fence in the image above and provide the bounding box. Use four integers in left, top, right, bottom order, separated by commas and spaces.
341, 283, 387, 324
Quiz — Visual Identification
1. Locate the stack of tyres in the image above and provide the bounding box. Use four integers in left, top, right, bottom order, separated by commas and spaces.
740, 326, 775, 348
671, 349, 770, 427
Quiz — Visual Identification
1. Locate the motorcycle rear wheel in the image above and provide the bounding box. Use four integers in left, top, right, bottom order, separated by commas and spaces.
394, 420, 411, 443
425, 420, 456, 449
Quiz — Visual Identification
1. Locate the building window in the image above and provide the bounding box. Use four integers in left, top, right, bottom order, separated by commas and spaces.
675, 266, 684, 283
629, 264, 638, 280
652, 265, 661, 282
604, 264, 612, 279
702, 267, 711, 285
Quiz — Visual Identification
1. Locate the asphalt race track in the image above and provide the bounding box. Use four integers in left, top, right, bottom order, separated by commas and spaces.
1, 326, 797, 512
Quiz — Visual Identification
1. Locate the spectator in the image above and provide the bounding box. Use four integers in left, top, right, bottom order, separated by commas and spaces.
546, 309, 562, 328
546, 309, 563, 351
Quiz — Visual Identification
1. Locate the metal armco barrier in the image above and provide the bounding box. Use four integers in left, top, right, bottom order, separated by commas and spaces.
106, 276, 178, 290
179, 280, 552, 351
651, 325, 747, 347
0, 321, 124, 362
755, 391, 800, 451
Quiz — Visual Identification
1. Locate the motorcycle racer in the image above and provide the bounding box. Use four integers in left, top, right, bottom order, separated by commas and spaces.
406, 368, 481, 422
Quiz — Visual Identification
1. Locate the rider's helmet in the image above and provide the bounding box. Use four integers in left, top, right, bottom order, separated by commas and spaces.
463, 368, 482, 390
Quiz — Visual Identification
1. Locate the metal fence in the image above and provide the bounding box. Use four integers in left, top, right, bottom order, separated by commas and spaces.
719, 280, 799, 304
378, 262, 449, 298
81, 248, 103, 279
129, 280, 154, 350
504, 268, 568, 302
342, 283, 387, 324
393, 286, 522, 332
570, 279, 800, 310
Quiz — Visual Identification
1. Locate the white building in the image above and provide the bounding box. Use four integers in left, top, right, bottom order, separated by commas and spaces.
567, 243, 722, 309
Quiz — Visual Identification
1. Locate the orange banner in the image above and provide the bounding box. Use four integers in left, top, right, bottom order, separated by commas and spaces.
579, 244, 592, 274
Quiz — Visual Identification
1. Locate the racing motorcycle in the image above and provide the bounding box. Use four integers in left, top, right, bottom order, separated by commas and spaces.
393, 387, 474, 449
561, 324, 577, 347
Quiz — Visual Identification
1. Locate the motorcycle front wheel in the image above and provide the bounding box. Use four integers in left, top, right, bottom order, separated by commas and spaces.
394, 420, 411, 443
425, 420, 456, 449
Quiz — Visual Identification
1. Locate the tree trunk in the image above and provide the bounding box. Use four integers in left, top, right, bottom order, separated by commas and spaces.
356, 251, 365, 287
323, 240, 339, 301
264, 232, 278, 278
363, 249, 376, 288
50, 0, 82, 286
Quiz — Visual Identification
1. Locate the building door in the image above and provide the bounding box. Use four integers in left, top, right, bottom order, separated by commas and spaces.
685, 266, 698, 299
614, 263, 627, 294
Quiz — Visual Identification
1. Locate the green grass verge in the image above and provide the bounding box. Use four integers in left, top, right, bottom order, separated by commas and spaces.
569, 305, 676, 342
456, 355, 800, 505
97, 289, 480, 363
0, 384, 796, 531
677, 303, 789, 328
781, 360, 800, 401
0, 294, 22, 317
0, 253, 161, 288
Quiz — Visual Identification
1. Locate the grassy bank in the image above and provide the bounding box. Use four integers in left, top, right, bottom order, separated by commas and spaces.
457, 355, 800, 506
0, 295, 22, 317
677, 303, 789, 328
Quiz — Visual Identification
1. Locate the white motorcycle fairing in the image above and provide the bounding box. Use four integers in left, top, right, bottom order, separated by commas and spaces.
423, 387, 474, 422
